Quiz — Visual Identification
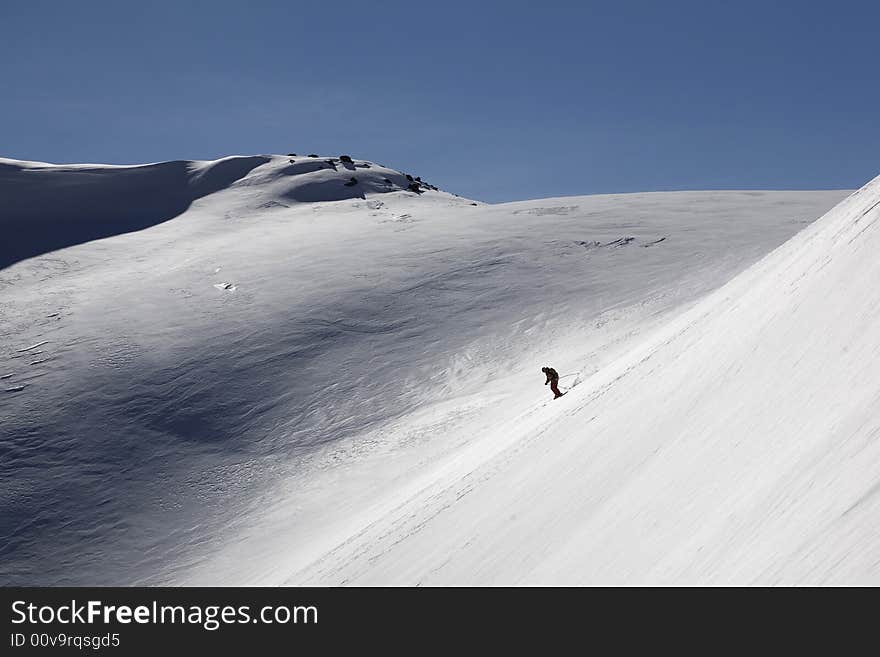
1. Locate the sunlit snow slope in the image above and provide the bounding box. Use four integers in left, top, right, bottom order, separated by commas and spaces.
0, 154, 854, 585
288, 174, 880, 586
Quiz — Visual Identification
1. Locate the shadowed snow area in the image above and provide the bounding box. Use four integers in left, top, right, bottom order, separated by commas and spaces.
0, 153, 861, 584
0, 156, 272, 268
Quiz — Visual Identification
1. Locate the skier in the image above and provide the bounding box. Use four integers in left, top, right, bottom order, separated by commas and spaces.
541, 366, 563, 399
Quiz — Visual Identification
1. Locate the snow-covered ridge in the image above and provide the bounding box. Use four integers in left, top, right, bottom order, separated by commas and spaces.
0, 154, 446, 269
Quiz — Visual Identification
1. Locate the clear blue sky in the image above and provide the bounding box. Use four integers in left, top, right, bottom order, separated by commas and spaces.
3, 0, 878, 202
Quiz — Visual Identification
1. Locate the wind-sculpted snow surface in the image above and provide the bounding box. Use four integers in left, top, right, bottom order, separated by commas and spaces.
0, 153, 850, 584
286, 175, 880, 586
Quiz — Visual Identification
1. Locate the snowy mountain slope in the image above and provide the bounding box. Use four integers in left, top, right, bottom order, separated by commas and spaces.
0, 154, 848, 585
285, 174, 880, 586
